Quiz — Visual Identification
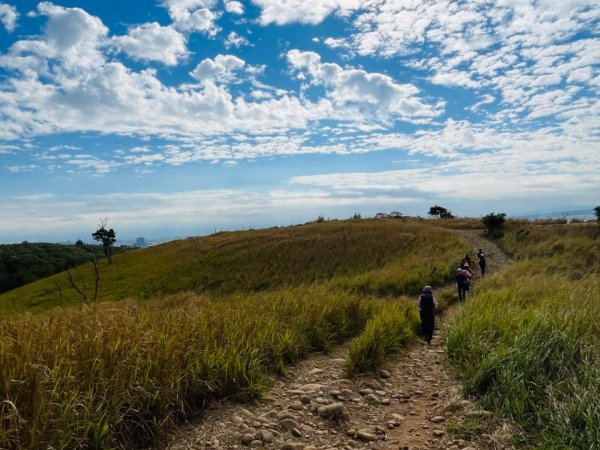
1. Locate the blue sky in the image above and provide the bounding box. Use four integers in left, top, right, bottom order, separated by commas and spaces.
0, 0, 598, 243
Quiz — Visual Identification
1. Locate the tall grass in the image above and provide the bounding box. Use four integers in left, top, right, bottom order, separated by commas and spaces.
0, 287, 375, 449
446, 222, 600, 449
346, 298, 420, 375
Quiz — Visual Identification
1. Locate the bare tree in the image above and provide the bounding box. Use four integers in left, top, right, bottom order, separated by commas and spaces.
66, 267, 87, 302
64, 255, 101, 303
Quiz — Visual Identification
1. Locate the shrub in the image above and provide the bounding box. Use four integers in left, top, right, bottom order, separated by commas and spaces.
482, 212, 506, 238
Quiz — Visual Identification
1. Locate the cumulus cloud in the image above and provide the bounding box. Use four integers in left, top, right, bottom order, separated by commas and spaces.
33, 1, 109, 68
0, 2, 18, 32
1, 6, 450, 144
190, 53, 246, 84
161, 0, 219, 35
114, 23, 188, 65
287, 49, 442, 123
224, 0, 244, 15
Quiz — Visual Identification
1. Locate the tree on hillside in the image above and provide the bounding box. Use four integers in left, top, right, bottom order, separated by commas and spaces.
482, 212, 506, 238
595, 206, 600, 223
92, 219, 116, 264
428, 205, 454, 219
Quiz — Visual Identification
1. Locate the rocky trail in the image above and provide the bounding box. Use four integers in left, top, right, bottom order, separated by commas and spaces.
167, 231, 513, 450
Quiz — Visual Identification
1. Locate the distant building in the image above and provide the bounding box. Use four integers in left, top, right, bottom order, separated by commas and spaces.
134, 237, 148, 248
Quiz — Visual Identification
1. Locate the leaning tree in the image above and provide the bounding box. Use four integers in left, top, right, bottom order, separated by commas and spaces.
428, 205, 454, 219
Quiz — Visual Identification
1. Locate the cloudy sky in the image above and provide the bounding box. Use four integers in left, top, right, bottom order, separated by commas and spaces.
0, 0, 598, 243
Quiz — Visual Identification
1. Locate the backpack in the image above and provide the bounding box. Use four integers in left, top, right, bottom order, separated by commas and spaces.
460, 269, 471, 290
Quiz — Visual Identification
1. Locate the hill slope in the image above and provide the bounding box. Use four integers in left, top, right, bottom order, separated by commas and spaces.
0, 219, 471, 313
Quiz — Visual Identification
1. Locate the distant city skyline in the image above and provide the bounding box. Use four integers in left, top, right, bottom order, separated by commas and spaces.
0, 1, 599, 243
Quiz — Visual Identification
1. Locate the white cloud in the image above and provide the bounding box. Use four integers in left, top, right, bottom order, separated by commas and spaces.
123, 153, 166, 165
224, 0, 244, 15
429, 69, 480, 89
287, 117, 600, 207
7, 164, 38, 173
224, 31, 250, 49
251, 0, 363, 25
567, 66, 593, 84
66, 154, 119, 174
323, 37, 348, 49
342, 0, 600, 121
0, 2, 18, 32
190, 53, 246, 84
287, 49, 442, 123
114, 23, 188, 65
161, 0, 219, 35
34, 2, 109, 68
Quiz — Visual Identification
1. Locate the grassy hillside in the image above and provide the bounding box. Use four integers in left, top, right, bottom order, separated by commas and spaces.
446, 221, 600, 449
0, 219, 471, 449
0, 219, 470, 313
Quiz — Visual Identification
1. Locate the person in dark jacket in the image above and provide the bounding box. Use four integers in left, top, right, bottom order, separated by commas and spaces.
477, 248, 486, 276
418, 285, 438, 345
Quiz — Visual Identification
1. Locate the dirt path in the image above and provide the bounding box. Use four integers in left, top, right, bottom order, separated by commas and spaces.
167, 231, 512, 450
455, 230, 510, 275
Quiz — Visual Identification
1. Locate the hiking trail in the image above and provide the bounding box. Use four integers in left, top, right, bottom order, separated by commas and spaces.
167, 230, 514, 450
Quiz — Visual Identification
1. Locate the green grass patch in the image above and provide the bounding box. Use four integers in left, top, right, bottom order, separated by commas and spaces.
346, 298, 420, 375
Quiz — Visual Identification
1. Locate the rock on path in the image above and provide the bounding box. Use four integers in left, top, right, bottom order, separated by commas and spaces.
166, 333, 509, 450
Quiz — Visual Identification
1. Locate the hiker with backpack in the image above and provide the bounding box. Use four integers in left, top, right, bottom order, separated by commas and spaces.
418, 285, 438, 345
477, 248, 486, 276
455, 265, 471, 301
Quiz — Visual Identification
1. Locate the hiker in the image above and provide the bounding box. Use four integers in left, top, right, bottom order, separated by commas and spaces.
455, 266, 471, 301
460, 258, 473, 275
463, 254, 472, 268
477, 248, 486, 276
418, 285, 438, 345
